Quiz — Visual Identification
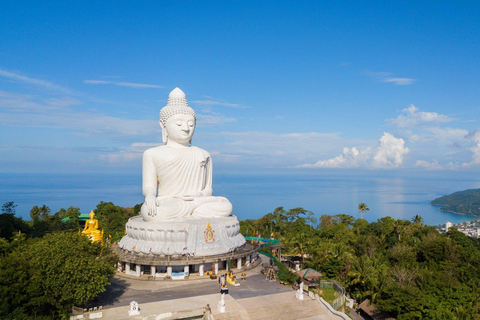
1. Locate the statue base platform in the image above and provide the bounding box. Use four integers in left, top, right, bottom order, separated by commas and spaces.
118, 215, 246, 256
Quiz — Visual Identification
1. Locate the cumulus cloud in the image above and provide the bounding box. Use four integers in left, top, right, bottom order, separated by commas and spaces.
299, 147, 372, 168
389, 105, 455, 128
372, 133, 409, 167
462, 131, 480, 166
84, 79, 163, 89
299, 132, 409, 169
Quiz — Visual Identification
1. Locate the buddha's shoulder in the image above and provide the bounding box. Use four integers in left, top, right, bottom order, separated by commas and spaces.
143, 146, 166, 157
190, 146, 210, 156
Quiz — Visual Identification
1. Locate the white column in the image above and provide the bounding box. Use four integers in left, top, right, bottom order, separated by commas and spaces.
151, 266, 156, 276
135, 264, 141, 277
237, 258, 242, 270
199, 264, 205, 276
214, 262, 219, 275
184, 265, 189, 275
246, 255, 251, 266
167, 266, 172, 276
125, 262, 130, 274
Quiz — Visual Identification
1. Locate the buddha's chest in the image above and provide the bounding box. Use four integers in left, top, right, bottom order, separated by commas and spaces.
152, 148, 209, 184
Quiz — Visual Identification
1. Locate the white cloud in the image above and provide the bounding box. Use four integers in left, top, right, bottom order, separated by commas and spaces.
367, 71, 416, 86
299, 132, 409, 169
299, 147, 372, 168
461, 131, 480, 167
84, 79, 163, 89
0, 68, 72, 94
389, 105, 455, 127
197, 113, 237, 126
415, 160, 443, 170
373, 132, 410, 167
197, 131, 348, 167
0, 90, 159, 136
382, 77, 416, 85
428, 127, 468, 140
191, 98, 249, 109
84, 80, 111, 85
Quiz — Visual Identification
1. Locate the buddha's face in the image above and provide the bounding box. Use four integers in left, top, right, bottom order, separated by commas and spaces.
164, 114, 195, 144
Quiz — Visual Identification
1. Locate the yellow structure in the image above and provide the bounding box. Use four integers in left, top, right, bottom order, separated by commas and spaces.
82, 210, 103, 242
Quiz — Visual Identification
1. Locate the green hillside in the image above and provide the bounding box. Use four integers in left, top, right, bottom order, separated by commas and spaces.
431, 188, 480, 215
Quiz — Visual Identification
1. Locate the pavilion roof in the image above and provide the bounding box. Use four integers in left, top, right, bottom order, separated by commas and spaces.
296, 268, 323, 280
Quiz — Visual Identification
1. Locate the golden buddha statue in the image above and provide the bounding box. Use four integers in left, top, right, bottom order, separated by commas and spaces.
82, 210, 103, 242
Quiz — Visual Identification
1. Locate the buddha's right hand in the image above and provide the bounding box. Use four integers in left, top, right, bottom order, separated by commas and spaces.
145, 195, 157, 216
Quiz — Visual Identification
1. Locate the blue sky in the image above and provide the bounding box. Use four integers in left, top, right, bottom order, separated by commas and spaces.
1, 1, 480, 174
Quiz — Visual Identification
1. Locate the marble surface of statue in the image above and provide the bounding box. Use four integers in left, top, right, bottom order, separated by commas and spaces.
141, 87, 232, 221
118, 87, 245, 256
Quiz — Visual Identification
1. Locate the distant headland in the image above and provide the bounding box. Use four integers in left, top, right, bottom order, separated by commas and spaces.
431, 188, 480, 216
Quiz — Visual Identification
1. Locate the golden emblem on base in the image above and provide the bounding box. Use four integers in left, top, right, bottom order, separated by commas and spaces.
204, 222, 215, 243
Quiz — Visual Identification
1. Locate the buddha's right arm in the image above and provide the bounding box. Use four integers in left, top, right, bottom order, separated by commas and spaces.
142, 150, 158, 215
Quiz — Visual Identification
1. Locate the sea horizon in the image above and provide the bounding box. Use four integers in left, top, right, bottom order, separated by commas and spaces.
1, 171, 480, 226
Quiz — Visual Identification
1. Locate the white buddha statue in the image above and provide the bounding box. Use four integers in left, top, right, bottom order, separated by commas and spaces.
140, 87, 232, 221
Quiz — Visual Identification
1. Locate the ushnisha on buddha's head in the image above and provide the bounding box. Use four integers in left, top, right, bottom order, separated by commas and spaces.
159, 87, 196, 146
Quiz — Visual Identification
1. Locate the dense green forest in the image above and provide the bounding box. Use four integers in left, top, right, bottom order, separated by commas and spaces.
0, 201, 130, 319
241, 207, 480, 319
431, 188, 480, 216
3, 201, 480, 319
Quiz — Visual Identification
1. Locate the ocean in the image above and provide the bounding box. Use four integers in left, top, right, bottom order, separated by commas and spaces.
1, 171, 480, 226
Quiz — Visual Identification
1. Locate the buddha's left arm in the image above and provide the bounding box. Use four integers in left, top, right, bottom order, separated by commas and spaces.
202, 156, 213, 196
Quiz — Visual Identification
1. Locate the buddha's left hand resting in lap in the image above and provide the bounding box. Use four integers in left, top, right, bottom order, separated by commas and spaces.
141, 88, 232, 221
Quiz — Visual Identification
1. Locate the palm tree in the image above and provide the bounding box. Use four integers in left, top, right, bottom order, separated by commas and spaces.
411, 214, 424, 225
358, 203, 369, 220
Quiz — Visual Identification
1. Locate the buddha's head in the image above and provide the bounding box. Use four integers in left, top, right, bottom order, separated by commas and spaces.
159, 88, 196, 145
89, 210, 95, 219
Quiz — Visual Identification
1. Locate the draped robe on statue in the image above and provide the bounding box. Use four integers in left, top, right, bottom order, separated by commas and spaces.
141, 145, 232, 221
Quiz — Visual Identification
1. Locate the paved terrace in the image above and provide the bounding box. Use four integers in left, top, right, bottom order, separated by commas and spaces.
91, 255, 347, 320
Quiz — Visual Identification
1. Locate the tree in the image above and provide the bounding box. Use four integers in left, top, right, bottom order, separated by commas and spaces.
358, 203, 369, 220
0, 232, 117, 318
0, 202, 30, 240
411, 214, 424, 225
1, 201, 17, 215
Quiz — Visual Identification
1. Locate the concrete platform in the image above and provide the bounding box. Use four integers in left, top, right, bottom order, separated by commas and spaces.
100, 291, 336, 320
88, 255, 345, 319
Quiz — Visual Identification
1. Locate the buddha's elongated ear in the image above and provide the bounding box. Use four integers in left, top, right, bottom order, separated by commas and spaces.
160, 121, 168, 144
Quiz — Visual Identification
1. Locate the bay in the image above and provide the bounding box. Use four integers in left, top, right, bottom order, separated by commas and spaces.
1, 172, 480, 226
